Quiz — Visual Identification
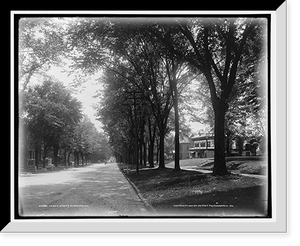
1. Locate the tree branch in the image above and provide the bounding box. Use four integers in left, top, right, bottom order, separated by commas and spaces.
222, 21, 235, 84
209, 56, 223, 83
225, 21, 256, 99
180, 25, 205, 69
203, 27, 220, 109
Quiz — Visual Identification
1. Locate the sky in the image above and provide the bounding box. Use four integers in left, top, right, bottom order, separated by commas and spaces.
73, 78, 103, 131
48, 66, 104, 132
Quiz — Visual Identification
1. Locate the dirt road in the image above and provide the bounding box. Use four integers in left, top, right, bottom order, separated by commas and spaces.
19, 163, 150, 217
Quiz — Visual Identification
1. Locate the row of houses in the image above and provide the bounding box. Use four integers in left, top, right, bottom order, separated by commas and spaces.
179, 132, 263, 160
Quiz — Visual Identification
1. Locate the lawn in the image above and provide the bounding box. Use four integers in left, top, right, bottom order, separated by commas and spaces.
120, 158, 269, 217
166, 156, 268, 175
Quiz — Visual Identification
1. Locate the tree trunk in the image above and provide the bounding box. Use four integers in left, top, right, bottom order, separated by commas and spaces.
42, 142, 47, 168
34, 143, 39, 168
213, 107, 229, 176
63, 148, 68, 166
226, 133, 231, 157
81, 152, 84, 165
139, 121, 146, 166
124, 149, 128, 164
148, 141, 154, 167
42, 153, 47, 168
173, 80, 181, 171
67, 151, 71, 166
74, 152, 77, 166
135, 140, 139, 171
148, 118, 156, 168
53, 144, 59, 167
156, 138, 160, 165
85, 154, 88, 165
139, 140, 143, 166
158, 128, 165, 168
75, 152, 79, 166
143, 142, 147, 166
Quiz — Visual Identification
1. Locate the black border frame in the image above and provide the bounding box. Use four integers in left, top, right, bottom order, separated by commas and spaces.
13, 13, 272, 221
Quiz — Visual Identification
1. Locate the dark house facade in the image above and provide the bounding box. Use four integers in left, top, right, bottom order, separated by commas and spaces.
189, 133, 215, 158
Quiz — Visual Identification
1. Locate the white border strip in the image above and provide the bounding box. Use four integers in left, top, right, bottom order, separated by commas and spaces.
5, 4, 287, 233
11, 10, 274, 15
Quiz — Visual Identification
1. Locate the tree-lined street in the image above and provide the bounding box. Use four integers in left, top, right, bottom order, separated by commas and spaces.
18, 16, 269, 217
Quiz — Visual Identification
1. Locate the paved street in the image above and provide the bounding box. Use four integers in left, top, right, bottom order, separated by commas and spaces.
19, 163, 150, 217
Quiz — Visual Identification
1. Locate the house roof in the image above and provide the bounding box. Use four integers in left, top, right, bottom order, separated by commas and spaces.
179, 135, 190, 144
191, 133, 214, 141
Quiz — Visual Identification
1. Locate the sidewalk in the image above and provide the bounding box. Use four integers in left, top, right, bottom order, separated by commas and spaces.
183, 168, 267, 179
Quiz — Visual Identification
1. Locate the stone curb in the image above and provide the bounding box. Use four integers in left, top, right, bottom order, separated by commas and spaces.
117, 164, 157, 215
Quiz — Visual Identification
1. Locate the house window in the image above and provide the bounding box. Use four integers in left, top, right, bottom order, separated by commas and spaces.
195, 141, 199, 147
200, 141, 206, 147
207, 140, 214, 148
29, 151, 35, 160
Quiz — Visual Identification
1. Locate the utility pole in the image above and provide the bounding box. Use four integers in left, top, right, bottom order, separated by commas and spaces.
124, 90, 142, 175
133, 91, 139, 175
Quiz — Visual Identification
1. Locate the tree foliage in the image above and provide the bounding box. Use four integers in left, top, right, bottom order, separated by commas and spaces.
72, 116, 111, 164
20, 17, 268, 176
23, 80, 83, 166
19, 18, 67, 91
176, 17, 267, 175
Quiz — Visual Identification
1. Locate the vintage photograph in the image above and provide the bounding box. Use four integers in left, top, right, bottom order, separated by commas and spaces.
18, 15, 270, 218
